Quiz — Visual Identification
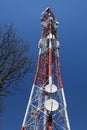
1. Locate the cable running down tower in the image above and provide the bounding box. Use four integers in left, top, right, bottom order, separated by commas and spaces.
21, 7, 71, 130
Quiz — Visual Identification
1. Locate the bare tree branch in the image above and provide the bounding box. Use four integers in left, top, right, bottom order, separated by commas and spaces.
0, 25, 33, 96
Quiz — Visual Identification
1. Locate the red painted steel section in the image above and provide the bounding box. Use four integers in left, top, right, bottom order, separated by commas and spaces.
41, 61, 45, 85
59, 78, 63, 88
48, 113, 52, 130
45, 60, 49, 95
34, 55, 40, 85
57, 57, 63, 88
49, 126, 52, 130
34, 51, 49, 87
21, 127, 25, 130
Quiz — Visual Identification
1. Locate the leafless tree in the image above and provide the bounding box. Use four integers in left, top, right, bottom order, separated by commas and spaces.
0, 25, 33, 96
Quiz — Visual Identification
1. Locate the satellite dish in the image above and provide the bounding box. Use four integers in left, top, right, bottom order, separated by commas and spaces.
44, 99, 59, 111
45, 84, 57, 93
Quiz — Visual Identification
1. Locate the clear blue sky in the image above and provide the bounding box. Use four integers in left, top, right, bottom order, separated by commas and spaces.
0, 0, 87, 130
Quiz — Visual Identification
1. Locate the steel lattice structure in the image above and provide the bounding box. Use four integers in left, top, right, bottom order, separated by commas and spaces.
21, 8, 71, 130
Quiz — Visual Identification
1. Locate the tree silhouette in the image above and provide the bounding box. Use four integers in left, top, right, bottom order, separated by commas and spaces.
0, 25, 33, 96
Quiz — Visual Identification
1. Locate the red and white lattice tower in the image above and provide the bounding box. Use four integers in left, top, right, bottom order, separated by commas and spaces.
21, 8, 71, 130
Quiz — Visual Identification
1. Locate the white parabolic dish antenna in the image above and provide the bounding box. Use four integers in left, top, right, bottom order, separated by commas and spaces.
45, 99, 59, 111
45, 84, 57, 93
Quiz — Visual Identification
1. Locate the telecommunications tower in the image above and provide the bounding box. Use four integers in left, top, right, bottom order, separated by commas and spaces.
21, 8, 71, 130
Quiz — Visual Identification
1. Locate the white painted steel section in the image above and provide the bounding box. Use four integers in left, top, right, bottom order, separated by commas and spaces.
49, 37, 52, 48
61, 88, 67, 108
56, 41, 60, 49
49, 76, 52, 85
39, 48, 41, 55
56, 49, 59, 57
49, 33, 52, 85
49, 33, 53, 39
47, 33, 52, 40
22, 84, 35, 126
61, 88, 71, 130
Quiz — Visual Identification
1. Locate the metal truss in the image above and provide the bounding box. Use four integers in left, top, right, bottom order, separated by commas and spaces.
21, 7, 71, 130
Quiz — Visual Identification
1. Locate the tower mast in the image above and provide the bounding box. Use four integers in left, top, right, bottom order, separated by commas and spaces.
21, 7, 71, 130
